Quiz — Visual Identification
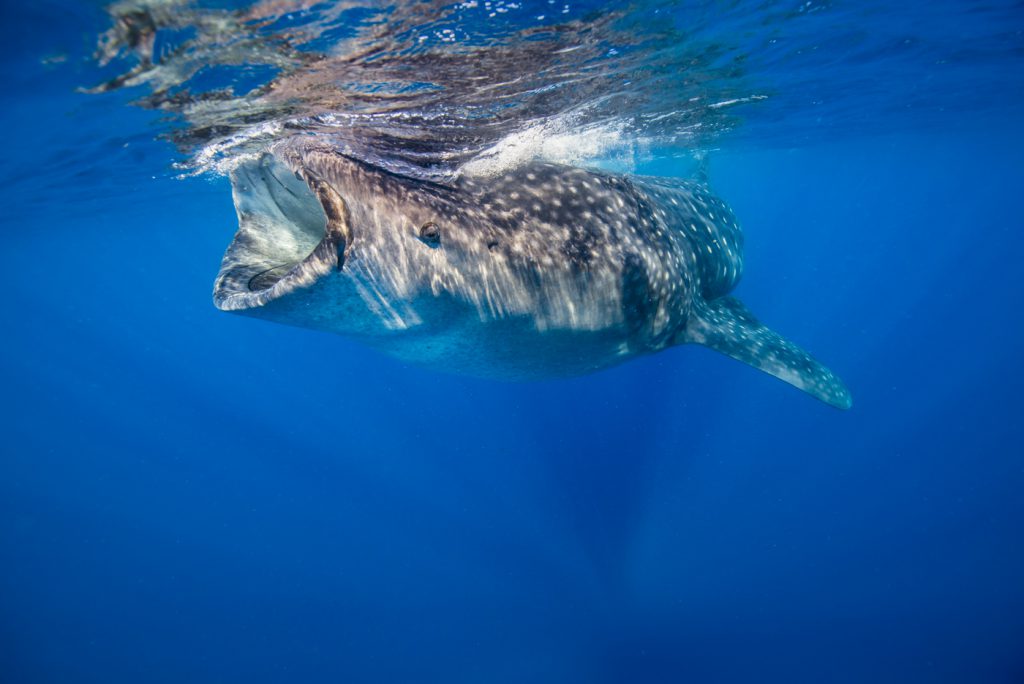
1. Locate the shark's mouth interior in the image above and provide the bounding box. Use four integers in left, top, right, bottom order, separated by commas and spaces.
213, 154, 345, 311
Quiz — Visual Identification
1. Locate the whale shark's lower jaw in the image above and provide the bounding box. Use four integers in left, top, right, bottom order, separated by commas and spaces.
213, 153, 346, 312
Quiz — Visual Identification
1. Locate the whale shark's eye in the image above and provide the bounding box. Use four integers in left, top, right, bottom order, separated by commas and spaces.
419, 221, 441, 245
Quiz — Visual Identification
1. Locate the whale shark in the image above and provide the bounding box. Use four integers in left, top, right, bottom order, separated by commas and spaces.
213, 140, 851, 408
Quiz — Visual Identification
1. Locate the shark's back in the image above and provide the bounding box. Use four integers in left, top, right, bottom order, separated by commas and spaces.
629, 174, 744, 300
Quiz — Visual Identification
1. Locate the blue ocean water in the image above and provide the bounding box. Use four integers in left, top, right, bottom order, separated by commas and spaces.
1, 1, 1023, 682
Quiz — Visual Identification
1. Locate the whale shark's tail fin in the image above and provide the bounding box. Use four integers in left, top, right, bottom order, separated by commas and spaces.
684, 296, 852, 409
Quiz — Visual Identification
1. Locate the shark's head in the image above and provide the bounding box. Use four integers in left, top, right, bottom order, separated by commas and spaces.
213, 141, 511, 335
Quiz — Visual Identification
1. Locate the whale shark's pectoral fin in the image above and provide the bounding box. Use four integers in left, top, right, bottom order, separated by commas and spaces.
684, 296, 852, 409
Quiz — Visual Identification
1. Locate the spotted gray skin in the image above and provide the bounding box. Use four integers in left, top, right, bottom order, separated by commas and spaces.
214, 140, 851, 408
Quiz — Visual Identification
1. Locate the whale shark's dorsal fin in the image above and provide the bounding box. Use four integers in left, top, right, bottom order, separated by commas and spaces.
683, 296, 852, 409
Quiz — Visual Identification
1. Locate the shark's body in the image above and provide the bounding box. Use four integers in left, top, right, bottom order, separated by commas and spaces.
214, 141, 850, 408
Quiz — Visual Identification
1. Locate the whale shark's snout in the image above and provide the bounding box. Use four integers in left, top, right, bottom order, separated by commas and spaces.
213, 154, 348, 312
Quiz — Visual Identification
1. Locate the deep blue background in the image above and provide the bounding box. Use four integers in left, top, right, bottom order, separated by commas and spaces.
2, 2, 1023, 682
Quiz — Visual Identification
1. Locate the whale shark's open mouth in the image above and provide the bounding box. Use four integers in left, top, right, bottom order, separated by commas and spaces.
213, 154, 348, 311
